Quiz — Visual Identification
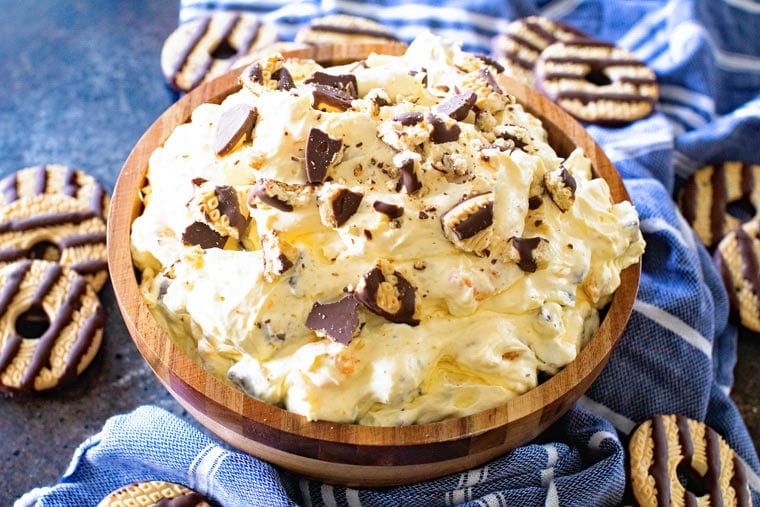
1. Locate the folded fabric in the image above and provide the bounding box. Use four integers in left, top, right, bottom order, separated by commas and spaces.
20, 0, 760, 505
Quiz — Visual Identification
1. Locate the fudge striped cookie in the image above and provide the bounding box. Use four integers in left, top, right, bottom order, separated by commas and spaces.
98, 480, 213, 507
492, 16, 588, 85
0, 260, 104, 393
161, 11, 279, 93
714, 217, 760, 332
0, 194, 109, 291
0, 164, 109, 220
628, 414, 751, 507
678, 161, 760, 249
295, 14, 401, 45
534, 40, 658, 125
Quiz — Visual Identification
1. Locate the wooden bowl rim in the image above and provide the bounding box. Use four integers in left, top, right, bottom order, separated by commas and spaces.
108, 43, 640, 449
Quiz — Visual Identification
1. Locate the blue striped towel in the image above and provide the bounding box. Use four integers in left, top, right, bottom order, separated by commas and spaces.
19, 1, 760, 505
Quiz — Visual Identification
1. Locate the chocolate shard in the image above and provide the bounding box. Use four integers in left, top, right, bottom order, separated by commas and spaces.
250, 178, 304, 212
394, 156, 422, 195
373, 200, 404, 219
393, 111, 424, 126
319, 185, 364, 227
305, 128, 343, 183
214, 185, 248, 237
305, 71, 358, 98
272, 66, 295, 91
214, 103, 258, 156
247, 63, 264, 84
305, 295, 360, 345
426, 113, 461, 144
261, 232, 298, 282
355, 261, 419, 326
311, 83, 354, 112
434, 92, 478, 121
182, 221, 227, 249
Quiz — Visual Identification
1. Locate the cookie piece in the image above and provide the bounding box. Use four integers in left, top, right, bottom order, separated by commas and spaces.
491, 16, 587, 85
161, 11, 279, 93
678, 161, 760, 250
97, 480, 212, 507
0, 194, 109, 291
714, 217, 760, 332
0, 260, 104, 393
628, 414, 751, 507
534, 40, 658, 125
0, 164, 109, 220
295, 14, 401, 45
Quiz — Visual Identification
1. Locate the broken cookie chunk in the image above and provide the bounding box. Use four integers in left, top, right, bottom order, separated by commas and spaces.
305, 71, 358, 98
318, 184, 364, 227
305, 295, 360, 344
544, 166, 577, 212
214, 103, 257, 156
440, 193, 494, 255
261, 231, 298, 282
250, 178, 312, 212
434, 91, 477, 121
355, 260, 419, 325
507, 236, 549, 273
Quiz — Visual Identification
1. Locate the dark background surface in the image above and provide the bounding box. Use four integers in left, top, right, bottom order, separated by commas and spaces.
0, 1, 758, 504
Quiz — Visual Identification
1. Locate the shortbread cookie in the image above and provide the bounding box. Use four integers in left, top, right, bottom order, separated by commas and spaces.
0, 260, 105, 393
0, 164, 109, 220
295, 14, 400, 45
678, 161, 760, 249
97, 480, 212, 507
714, 217, 760, 332
534, 40, 658, 125
628, 414, 751, 507
161, 11, 279, 93
0, 194, 109, 291
492, 16, 587, 85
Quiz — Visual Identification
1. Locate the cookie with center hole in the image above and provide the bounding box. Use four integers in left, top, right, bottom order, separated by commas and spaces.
0, 194, 109, 291
295, 14, 401, 45
0, 164, 109, 220
678, 161, 760, 250
98, 480, 213, 507
627, 414, 751, 507
161, 11, 279, 93
491, 16, 588, 85
534, 40, 658, 125
714, 217, 760, 333
0, 260, 105, 394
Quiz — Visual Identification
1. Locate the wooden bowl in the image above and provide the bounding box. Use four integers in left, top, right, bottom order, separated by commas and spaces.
107, 43, 640, 487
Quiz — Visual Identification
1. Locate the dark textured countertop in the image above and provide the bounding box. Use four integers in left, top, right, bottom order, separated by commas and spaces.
0, 1, 758, 504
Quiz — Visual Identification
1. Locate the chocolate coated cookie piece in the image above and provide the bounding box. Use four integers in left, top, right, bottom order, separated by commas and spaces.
0, 260, 104, 393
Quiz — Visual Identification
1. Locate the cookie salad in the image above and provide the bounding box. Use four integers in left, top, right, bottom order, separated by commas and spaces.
131, 33, 645, 426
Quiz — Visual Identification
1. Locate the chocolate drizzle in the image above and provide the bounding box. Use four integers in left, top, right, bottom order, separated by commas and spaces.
309, 22, 399, 42
20, 265, 80, 391
169, 17, 212, 91
0, 209, 97, 234
650, 415, 671, 506
0, 261, 32, 373
735, 225, 760, 317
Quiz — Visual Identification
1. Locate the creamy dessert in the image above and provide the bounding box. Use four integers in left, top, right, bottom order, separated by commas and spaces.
131, 33, 645, 426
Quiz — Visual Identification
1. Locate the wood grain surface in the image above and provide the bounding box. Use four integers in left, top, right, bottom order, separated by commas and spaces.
107, 43, 641, 486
